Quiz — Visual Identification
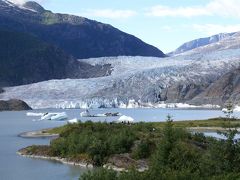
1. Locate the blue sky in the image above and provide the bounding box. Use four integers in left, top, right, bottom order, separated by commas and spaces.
13, 0, 240, 53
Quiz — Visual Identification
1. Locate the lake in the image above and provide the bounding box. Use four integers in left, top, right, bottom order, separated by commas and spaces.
0, 108, 239, 180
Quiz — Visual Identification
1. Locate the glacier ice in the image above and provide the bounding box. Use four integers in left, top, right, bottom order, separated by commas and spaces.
1, 46, 240, 109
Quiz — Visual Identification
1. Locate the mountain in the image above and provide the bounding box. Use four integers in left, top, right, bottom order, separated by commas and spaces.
0, 0, 165, 59
189, 68, 240, 105
0, 29, 111, 86
169, 32, 236, 56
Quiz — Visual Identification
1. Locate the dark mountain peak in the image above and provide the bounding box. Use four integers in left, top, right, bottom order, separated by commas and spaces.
23, 1, 45, 13
0, 0, 165, 58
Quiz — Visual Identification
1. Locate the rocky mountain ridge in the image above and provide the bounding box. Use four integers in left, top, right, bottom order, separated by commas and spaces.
0, 0, 165, 59
169, 32, 236, 56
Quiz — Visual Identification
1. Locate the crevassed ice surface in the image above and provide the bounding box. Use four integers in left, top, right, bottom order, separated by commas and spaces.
1, 47, 240, 109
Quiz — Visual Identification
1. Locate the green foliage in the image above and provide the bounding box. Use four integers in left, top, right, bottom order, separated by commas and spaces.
131, 139, 153, 159
152, 117, 240, 129
191, 132, 207, 143
80, 168, 117, 180
49, 122, 155, 166
201, 129, 240, 177
42, 11, 60, 24
80, 117, 240, 180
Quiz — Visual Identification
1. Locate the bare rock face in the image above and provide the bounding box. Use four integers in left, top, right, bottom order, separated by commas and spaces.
0, 99, 32, 111
159, 83, 208, 103
106, 153, 148, 170
189, 68, 240, 105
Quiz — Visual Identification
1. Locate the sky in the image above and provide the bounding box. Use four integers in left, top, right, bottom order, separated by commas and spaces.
10, 0, 240, 53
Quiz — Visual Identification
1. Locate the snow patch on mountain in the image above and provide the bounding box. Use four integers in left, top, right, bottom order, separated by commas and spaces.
1, 0, 37, 12
169, 32, 237, 56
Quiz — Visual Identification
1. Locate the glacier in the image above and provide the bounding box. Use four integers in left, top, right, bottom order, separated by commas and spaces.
1, 33, 240, 109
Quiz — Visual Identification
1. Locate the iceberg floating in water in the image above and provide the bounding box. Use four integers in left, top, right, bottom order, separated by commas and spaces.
67, 118, 80, 124
117, 115, 135, 123
41, 112, 68, 121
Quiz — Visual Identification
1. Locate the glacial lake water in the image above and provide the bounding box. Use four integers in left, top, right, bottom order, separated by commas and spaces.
1, 108, 240, 180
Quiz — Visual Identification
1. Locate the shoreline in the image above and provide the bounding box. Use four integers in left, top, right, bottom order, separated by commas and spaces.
17, 151, 146, 172
17, 151, 93, 168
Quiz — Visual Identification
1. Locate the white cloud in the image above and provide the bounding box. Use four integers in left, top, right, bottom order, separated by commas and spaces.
192, 24, 240, 35
81, 9, 137, 19
146, 5, 210, 17
146, 0, 240, 18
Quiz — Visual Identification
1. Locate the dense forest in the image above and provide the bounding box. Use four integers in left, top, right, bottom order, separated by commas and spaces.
80, 118, 240, 180
20, 116, 240, 180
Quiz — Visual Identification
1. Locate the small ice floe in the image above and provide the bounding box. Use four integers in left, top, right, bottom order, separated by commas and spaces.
117, 115, 135, 124
41, 112, 68, 121
67, 118, 80, 124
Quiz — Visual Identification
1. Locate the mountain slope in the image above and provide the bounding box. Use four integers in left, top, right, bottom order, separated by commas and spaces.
0, 29, 111, 86
181, 32, 240, 55
0, 0, 165, 59
189, 68, 240, 105
169, 32, 236, 56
